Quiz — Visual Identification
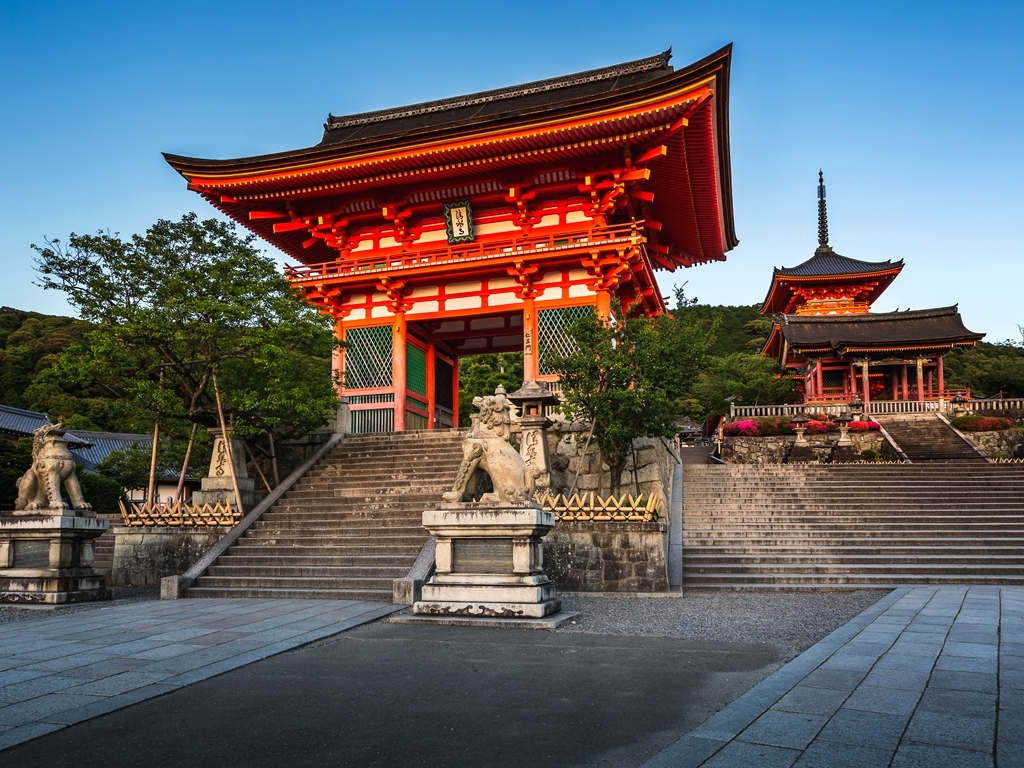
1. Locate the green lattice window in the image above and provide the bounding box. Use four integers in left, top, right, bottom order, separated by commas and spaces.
406, 343, 427, 396
822, 370, 845, 389
435, 358, 454, 409
538, 306, 594, 374
345, 326, 393, 389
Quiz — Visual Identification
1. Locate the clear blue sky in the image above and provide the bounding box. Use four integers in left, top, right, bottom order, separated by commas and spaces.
2, 1, 1022, 342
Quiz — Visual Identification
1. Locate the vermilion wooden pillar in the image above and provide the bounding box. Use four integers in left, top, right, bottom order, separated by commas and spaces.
902, 365, 909, 401
426, 341, 436, 429
861, 361, 870, 405
452, 357, 460, 429
916, 357, 925, 402
522, 297, 539, 381
938, 355, 945, 396
393, 311, 408, 431
595, 290, 612, 322
332, 318, 345, 397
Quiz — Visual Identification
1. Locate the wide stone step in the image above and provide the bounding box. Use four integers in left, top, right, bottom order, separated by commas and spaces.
683, 536, 1024, 547
683, 545, 1024, 556
244, 526, 427, 538
192, 575, 396, 590
206, 564, 409, 578
680, 572, 1024, 585
185, 586, 394, 601
240, 533, 427, 546
252, 520, 428, 532
682, 553, 1024, 565
227, 543, 423, 556
216, 554, 415, 567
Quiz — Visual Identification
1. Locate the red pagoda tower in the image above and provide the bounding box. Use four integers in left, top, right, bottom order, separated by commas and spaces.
166, 47, 738, 431
761, 173, 983, 404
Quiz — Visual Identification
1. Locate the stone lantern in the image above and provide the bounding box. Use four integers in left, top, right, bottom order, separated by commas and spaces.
849, 394, 865, 420
506, 380, 560, 480
835, 408, 854, 446
952, 393, 969, 418
787, 412, 816, 463
791, 412, 811, 446
832, 407, 861, 463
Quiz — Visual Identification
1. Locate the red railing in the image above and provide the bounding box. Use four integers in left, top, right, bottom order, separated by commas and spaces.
284, 222, 644, 284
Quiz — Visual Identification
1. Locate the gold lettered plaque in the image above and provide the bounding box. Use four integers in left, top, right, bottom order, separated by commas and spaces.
443, 201, 474, 244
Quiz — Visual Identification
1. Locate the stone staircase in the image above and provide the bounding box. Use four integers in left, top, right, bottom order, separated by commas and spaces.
877, 415, 985, 462
683, 463, 1024, 588
185, 430, 465, 600
92, 513, 119, 576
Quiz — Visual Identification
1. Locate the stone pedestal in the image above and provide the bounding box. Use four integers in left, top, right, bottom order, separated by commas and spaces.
0, 513, 111, 604
191, 429, 262, 511
414, 504, 562, 619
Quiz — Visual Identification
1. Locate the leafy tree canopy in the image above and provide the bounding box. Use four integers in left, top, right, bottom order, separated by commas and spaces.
553, 301, 713, 494
31, 213, 340, 445
457, 352, 523, 426
943, 337, 1024, 398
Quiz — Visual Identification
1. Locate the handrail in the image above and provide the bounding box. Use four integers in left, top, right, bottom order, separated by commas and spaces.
285, 221, 644, 282
160, 433, 344, 599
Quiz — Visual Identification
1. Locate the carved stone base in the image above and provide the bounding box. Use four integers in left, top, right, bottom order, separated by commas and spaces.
0, 513, 111, 604
414, 599, 562, 619
831, 444, 863, 464
413, 504, 564, 621
786, 444, 819, 464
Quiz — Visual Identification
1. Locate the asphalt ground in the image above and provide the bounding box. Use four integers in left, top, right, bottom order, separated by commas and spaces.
3, 617, 786, 767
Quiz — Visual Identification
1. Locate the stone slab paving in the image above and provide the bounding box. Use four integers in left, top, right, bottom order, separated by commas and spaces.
0, 598, 399, 751
644, 586, 1024, 768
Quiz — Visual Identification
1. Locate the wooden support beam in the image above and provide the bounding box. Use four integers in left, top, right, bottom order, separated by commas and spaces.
635, 145, 667, 164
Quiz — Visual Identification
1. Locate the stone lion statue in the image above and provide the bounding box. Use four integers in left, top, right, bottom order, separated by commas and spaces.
443, 386, 541, 505
14, 420, 92, 514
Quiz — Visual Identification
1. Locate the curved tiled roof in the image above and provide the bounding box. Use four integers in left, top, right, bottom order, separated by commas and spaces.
779, 306, 985, 353
774, 246, 903, 277
322, 51, 674, 145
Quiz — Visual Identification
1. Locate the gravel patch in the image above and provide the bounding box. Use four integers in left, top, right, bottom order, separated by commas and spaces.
557, 590, 890, 653
0, 587, 159, 625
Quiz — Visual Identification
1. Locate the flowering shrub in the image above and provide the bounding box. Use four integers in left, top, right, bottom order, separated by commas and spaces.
804, 419, 833, 434
848, 420, 881, 432
952, 415, 1012, 432
724, 419, 759, 436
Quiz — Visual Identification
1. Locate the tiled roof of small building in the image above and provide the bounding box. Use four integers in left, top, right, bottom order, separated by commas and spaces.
779, 306, 985, 352
773, 246, 903, 278
0, 404, 92, 447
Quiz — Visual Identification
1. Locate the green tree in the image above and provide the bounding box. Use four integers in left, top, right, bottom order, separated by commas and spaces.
943, 340, 1024, 398
457, 352, 524, 426
31, 214, 340, 469
552, 302, 710, 495
693, 352, 799, 417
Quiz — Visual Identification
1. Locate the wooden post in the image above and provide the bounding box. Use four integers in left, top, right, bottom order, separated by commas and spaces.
174, 422, 199, 503
523, 296, 539, 380
243, 440, 273, 494
146, 418, 160, 506
452, 356, 460, 428
332, 318, 345, 397
426, 340, 436, 430
849, 363, 858, 399
916, 356, 925, 401
267, 431, 280, 487
393, 311, 408, 432
212, 372, 244, 515
595, 290, 612, 322
937, 355, 945, 397
815, 361, 824, 401
891, 369, 899, 400
902, 365, 909, 401
861, 361, 870, 405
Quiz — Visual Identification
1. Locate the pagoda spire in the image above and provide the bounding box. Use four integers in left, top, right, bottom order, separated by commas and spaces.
817, 170, 830, 250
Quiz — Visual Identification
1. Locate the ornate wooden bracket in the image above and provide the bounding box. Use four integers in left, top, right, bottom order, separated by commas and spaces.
377, 276, 411, 312
507, 261, 540, 299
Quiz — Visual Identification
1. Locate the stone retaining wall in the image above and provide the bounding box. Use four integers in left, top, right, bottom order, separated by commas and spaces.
111, 526, 225, 588
722, 433, 886, 464
543, 521, 668, 592
963, 429, 1024, 459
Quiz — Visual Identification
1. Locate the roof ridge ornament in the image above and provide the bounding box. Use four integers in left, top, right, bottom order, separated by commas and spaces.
816, 169, 831, 252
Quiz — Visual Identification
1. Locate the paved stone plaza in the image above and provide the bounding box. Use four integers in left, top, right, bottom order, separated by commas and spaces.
645, 587, 1024, 767
2, 587, 1022, 766
0, 599, 400, 750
